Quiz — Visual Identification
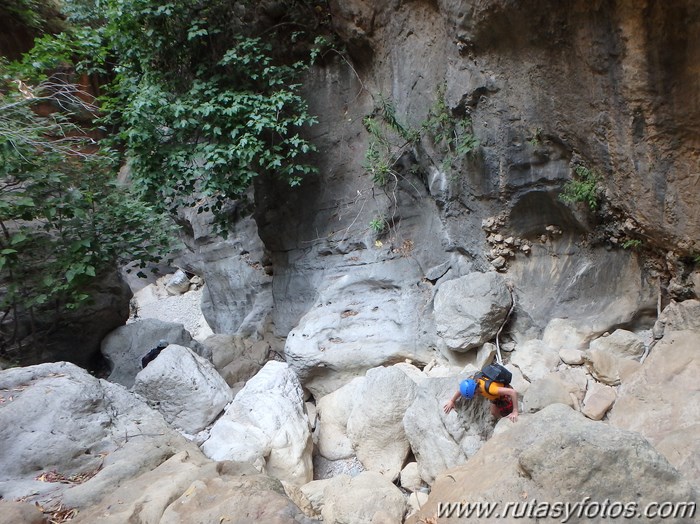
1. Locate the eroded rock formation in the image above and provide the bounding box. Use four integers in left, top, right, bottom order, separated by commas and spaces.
187, 0, 700, 398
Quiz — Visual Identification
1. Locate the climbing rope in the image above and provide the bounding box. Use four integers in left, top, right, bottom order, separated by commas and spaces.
495, 283, 515, 365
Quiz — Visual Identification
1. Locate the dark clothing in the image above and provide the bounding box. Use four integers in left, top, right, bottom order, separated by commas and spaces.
141, 346, 164, 369
491, 395, 514, 417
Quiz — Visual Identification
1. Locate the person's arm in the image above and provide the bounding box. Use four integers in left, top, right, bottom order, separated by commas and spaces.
443, 389, 462, 414
499, 386, 519, 422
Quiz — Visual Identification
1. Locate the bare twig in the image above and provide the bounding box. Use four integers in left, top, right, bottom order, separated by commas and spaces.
320, 48, 368, 104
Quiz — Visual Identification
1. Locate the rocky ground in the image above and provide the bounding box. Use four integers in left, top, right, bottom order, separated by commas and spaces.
128, 273, 213, 342
1, 271, 698, 523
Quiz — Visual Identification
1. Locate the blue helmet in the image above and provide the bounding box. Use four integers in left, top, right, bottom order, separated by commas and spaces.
459, 379, 477, 399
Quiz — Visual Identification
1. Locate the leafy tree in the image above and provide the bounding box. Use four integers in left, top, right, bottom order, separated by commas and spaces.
101, 0, 322, 231
0, 0, 327, 357
0, 0, 65, 34
0, 59, 174, 353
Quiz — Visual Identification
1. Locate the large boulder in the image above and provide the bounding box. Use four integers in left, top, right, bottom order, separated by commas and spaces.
102, 318, 208, 388
346, 366, 418, 480
284, 270, 436, 397
0, 362, 201, 510
653, 299, 700, 336
409, 404, 696, 524
133, 344, 233, 434
510, 339, 560, 382
521, 374, 574, 413
202, 333, 269, 387
304, 471, 407, 524
316, 378, 363, 461
73, 452, 313, 524
403, 375, 492, 485
201, 361, 313, 485
160, 473, 315, 524
433, 272, 512, 352
588, 329, 645, 360
609, 330, 700, 481
585, 349, 641, 386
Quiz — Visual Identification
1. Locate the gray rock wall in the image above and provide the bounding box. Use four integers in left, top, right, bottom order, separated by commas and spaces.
178, 1, 696, 395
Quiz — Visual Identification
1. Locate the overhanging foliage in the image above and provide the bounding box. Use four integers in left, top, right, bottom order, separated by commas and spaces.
102, 0, 322, 229
1, 0, 327, 356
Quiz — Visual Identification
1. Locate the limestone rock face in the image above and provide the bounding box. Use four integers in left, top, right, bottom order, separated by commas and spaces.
133, 344, 233, 434
175, 200, 274, 337
0, 362, 201, 509
102, 318, 207, 388
609, 330, 700, 481
409, 404, 697, 524
507, 244, 655, 341
201, 361, 312, 486
433, 272, 511, 352
284, 270, 436, 397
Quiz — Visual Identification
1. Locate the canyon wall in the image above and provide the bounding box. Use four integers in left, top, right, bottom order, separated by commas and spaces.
187, 0, 699, 392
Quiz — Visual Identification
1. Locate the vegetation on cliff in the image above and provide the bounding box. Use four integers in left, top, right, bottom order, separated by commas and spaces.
0, 0, 326, 355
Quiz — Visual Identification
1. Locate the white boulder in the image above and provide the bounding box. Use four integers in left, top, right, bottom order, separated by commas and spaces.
201, 361, 312, 486
589, 329, 645, 360
133, 344, 232, 434
316, 378, 363, 460
284, 272, 435, 397
510, 339, 560, 381
347, 366, 418, 480
317, 471, 407, 524
434, 272, 512, 351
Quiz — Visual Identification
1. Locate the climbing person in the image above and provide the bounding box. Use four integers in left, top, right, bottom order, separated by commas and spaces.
141, 339, 169, 369
443, 363, 519, 422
